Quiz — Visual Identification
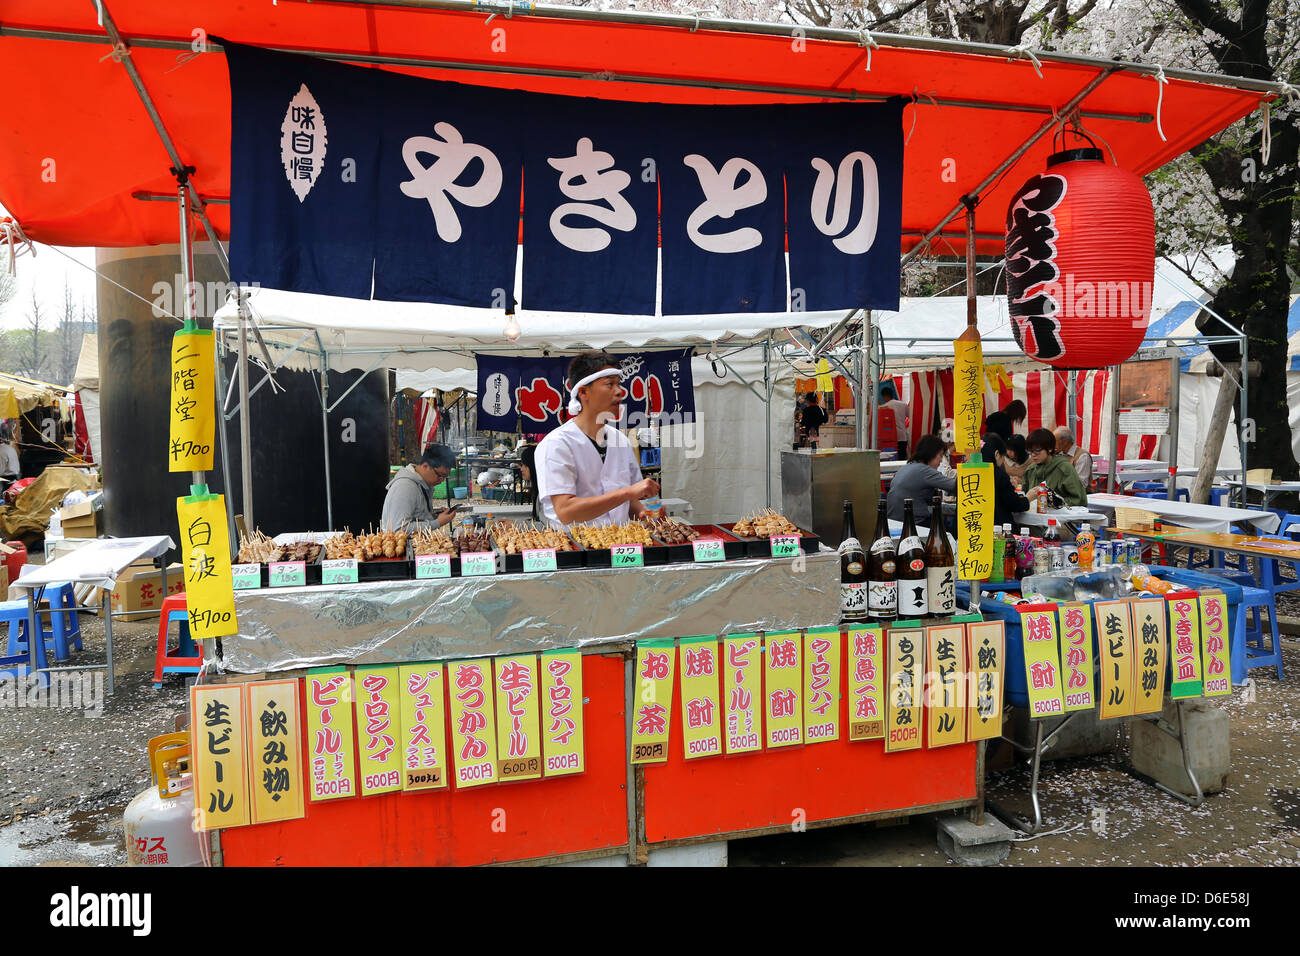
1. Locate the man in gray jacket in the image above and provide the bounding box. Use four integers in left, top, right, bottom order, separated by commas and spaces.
381, 443, 459, 531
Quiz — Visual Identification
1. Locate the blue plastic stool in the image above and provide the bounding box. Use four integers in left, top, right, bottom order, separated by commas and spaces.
43, 582, 82, 660
0, 599, 48, 683
1209, 488, 1230, 507
1231, 585, 1283, 683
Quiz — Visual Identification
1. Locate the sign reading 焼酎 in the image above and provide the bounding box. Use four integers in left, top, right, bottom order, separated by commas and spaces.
630, 640, 675, 765
1199, 591, 1231, 697
1168, 593, 1204, 699
176, 494, 238, 640
955, 463, 994, 580
847, 625, 885, 741
447, 659, 498, 787
965, 621, 1004, 741
679, 637, 723, 760
952, 339, 984, 453
1093, 600, 1135, 720
1019, 605, 1064, 718
305, 668, 357, 801
885, 625, 924, 752
398, 662, 448, 791
540, 650, 585, 776
764, 631, 803, 748
354, 666, 403, 796
722, 633, 763, 754
494, 655, 543, 780
925, 623, 966, 748
191, 684, 249, 829
1130, 599, 1167, 714
803, 627, 841, 744
169, 329, 214, 471
245, 680, 305, 825
1058, 602, 1097, 712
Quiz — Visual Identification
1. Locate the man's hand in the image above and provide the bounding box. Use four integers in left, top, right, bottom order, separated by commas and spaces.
630, 477, 660, 500
436, 508, 457, 527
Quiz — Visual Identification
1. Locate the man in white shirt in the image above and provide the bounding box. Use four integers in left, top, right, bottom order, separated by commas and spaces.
536, 352, 659, 527
1054, 426, 1094, 488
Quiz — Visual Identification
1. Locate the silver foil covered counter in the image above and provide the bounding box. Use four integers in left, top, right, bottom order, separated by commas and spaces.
223, 552, 838, 673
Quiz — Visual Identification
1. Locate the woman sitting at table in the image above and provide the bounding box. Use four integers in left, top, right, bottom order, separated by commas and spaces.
886, 434, 957, 526
980, 433, 1031, 527
1022, 428, 1088, 508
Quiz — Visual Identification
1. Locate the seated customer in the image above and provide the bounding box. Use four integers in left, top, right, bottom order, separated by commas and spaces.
1022, 428, 1088, 508
980, 433, 1030, 527
1054, 426, 1094, 488
886, 434, 957, 526
983, 399, 1027, 442
1004, 434, 1030, 486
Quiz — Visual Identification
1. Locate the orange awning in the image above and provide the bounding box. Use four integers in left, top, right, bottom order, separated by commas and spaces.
0, 1, 1274, 254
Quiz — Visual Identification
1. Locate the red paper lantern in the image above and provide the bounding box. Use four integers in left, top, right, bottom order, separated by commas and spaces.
1004, 147, 1155, 369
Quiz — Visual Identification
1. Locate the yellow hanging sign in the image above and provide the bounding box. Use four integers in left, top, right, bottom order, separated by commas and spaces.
191, 683, 249, 830
966, 621, 1005, 741
953, 339, 985, 453
803, 627, 841, 744
176, 494, 238, 641
764, 631, 804, 749
1058, 602, 1098, 712
847, 625, 886, 741
447, 659, 499, 787
1199, 591, 1231, 697
722, 633, 763, 755
398, 662, 449, 791
169, 329, 215, 472
1094, 600, 1136, 719
305, 668, 357, 801
245, 679, 305, 825
679, 637, 723, 760
1168, 594, 1204, 699
354, 666, 403, 796
956, 463, 994, 580
1130, 599, 1168, 714
1019, 605, 1065, 718
886, 626, 925, 752
925, 623, 967, 748
494, 655, 543, 780
540, 650, 585, 777
631, 640, 675, 765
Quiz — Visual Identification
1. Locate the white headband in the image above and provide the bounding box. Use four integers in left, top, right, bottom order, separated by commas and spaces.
567, 367, 621, 415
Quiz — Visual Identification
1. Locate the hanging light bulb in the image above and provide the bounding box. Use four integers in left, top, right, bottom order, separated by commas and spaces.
503, 312, 521, 342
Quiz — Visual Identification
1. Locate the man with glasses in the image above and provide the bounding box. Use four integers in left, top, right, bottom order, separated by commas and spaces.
381, 442, 460, 531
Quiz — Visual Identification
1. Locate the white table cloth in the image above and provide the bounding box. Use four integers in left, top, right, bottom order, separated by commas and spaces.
1086, 494, 1280, 534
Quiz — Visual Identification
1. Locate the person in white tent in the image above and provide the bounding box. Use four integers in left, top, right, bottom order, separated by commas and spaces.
536, 351, 659, 528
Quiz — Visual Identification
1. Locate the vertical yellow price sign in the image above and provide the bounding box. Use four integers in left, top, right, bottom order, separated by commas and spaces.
1131, 599, 1168, 714
494, 655, 543, 780
1168, 594, 1204, 699
956, 463, 994, 580
1058, 603, 1097, 712
885, 625, 925, 752
679, 637, 723, 760
1094, 600, 1136, 720
925, 623, 966, 748
176, 493, 238, 640
191, 684, 250, 830
763, 631, 803, 749
245, 679, 305, 825
847, 625, 886, 741
953, 338, 985, 453
802, 627, 841, 744
722, 633, 763, 755
540, 650, 585, 776
630, 640, 675, 765
355, 666, 403, 796
966, 621, 1005, 741
1018, 605, 1065, 718
169, 328, 214, 472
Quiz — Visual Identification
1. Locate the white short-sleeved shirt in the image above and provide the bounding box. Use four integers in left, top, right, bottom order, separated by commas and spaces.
535, 420, 642, 528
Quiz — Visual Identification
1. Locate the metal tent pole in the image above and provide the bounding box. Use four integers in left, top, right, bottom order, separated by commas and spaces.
320, 347, 335, 531
1107, 364, 1121, 494
235, 293, 255, 530
214, 325, 237, 547
1167, 355, 1181, 501
764, 337, 772, 508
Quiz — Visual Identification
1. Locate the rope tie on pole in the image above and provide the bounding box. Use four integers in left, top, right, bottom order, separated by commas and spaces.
906, 88, 939, 146
1262, 101, 1271, 165
1151, 65, 1169, 142
1005, 44, 1044, 79
0, 218, 35, 275
857, 29, 880, 71
99, 41, 130, 64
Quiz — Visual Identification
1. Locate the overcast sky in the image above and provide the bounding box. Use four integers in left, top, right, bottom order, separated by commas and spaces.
0, 202, 98, 331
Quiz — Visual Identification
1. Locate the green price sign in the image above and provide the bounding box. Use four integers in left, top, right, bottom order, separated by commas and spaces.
231, 563, 261, 591
611, 544, 644, 568
321, 559, 359, 584
461, 551, 497, 577
770, 535, 801, 557
268, 561, 306, 587
415, 554, 452, 579
692, 539, 725, 563
523, 548, 558, 573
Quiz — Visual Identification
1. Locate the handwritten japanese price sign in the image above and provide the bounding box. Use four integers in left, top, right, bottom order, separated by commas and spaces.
540, 650, 585, 776
885, 625, 925, 752
678, 637, 722, 760
494, 655, 542, 780
803, 627, 841, 744
953, 339, 985, 453
925, 623, 966, 748
1198, 591, 1231, 697
354, 666, 402, 796
448, 659, 499, 787
1130, 599, 1167, 715
168, 329, 214, 471
631, 640, 675, 765
191, 684, 249, 830
1093, 600, 1135, 720
722, 633, 763, 755
847, 626, 885, 741
965, 621, 1005, 742
1167, 593, 1204, 699
398, 662, 449, 791
1018, 605, 1065, 718
1059, 602, 1097, 712
956, 463, 994, 580
306, 668, 357, 801
764, 631, 803, 749
244, 679, 304, 825
176, 494, 238, 641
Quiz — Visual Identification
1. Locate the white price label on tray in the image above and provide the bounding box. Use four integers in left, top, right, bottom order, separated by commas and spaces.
415, 553, 452, 579
321, 559, 359, 584
692, 538, 725, 563
770, 535, 801, 557
461, 551, 497, 576
611, 544, 644, 568
268, 561, 306, 587
231, 563, 261, 590
523, 548, 558, 573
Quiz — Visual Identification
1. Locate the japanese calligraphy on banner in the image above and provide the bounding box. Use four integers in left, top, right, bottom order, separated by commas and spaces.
1130, 599, 1167, 715
448, 659, 499, 787
631, 640, 675, 765
955, 463, 994, 580
191, 684, 249, 829
1018, 605, 1065, 718
925, 624, 966, 748
848, 626, 886, 740
1199, 591, 1231, 697
355, 666, 402, 796
398, 663, 449, 791
306, 668, 357, 801
541, 650, 585, 776
764, 631, 803, 748
886, 626, 924, 752
952, 340, 984, 453
494, 655, 543, 780
1167, 594, 1204, 699
966, 622, 1005, 741
679, 637, 723, 760
1093, 601, 1135, 720
168, 329, 214, 472
227, 42, 903, 315
803, 627, 841, 744
723, 633, 763, 755
176, 494, 238, 641
245, 680, 304, 825
1058, 603, 1097, 712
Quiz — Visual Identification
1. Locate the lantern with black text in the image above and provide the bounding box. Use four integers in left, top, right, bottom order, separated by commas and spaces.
1004, 147, 1155, 369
